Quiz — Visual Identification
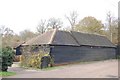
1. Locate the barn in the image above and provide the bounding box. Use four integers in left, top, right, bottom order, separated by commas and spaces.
16, 29, 116, 64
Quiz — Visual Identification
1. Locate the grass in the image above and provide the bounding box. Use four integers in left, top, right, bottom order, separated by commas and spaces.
0, 71, 16, 77
42, 66, 63, 71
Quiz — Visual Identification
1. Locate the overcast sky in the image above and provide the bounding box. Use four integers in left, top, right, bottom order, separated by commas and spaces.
0, 0, 119, 34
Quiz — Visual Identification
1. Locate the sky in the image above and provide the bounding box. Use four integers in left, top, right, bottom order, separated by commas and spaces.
0, 0, 119, 34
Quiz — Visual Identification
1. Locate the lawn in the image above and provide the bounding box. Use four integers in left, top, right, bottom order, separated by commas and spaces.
42, 66, 63, 71
0, 71, 16, 77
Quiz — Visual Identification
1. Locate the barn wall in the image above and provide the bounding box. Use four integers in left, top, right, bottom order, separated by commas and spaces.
51, 46, 116, 64
16, 46, 22, 55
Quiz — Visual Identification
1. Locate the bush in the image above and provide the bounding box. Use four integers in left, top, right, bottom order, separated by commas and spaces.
20, 53, 43, 68
28, 54, 44, 68
20, 51, 54, 69
0, 46, 14, 71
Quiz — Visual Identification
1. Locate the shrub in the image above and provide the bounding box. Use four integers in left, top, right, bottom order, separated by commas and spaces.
0, 46, 14, 71
27, 53, 44, 68
20, 45, 54, 69
20, 51, 54, 69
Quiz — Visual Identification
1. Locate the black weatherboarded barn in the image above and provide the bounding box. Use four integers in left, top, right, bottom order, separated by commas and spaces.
19, 29, 116, 64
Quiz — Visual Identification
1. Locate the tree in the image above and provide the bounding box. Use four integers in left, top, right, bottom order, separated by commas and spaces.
0, 46, 14, 71
118, 18, 120, 56
19, 30, 37, 41
0, 25, 14, 37
111, 19, 118, 44
118, 18, 120, 44
75, 16, 104, 34
106, 11, 113, 41
36, 19, 47, 34
104, 11, 118, 44
65, 11, 78, 30
47, 18, 63, 29
0, 26, 15, 47
105, 17, 118, 44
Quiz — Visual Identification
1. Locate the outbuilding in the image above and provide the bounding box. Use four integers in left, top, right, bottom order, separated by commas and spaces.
16, 29, 116, 64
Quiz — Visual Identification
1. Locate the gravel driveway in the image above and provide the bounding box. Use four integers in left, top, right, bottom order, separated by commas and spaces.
6, 59, 118, 78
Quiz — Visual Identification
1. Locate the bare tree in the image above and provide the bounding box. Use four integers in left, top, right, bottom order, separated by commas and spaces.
65, 11, 78, 30
19, 29, 37, 41
47, 18, 63, 29
36, 19, 47, 34
0, 25, 15, 47
106, 11, 114, 42
0, 25, 14, 37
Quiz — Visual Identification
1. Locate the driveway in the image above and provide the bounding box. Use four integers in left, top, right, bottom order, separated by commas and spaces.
6, 59, 118, 78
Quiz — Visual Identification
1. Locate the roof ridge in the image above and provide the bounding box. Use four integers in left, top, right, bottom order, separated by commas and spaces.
69, 31, 81, 46
77, 31, 106, 37
48, 29, 57, 44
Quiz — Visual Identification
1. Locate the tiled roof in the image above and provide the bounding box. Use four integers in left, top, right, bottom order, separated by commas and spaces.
22, 29, 115, 47
70, 31, 115, 47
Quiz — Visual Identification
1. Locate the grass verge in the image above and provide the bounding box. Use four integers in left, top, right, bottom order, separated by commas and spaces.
0, 71, 16, 77
42, 66, 63, 71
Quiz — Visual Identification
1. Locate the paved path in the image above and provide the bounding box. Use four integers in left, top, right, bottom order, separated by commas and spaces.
6, 59, 118, 78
